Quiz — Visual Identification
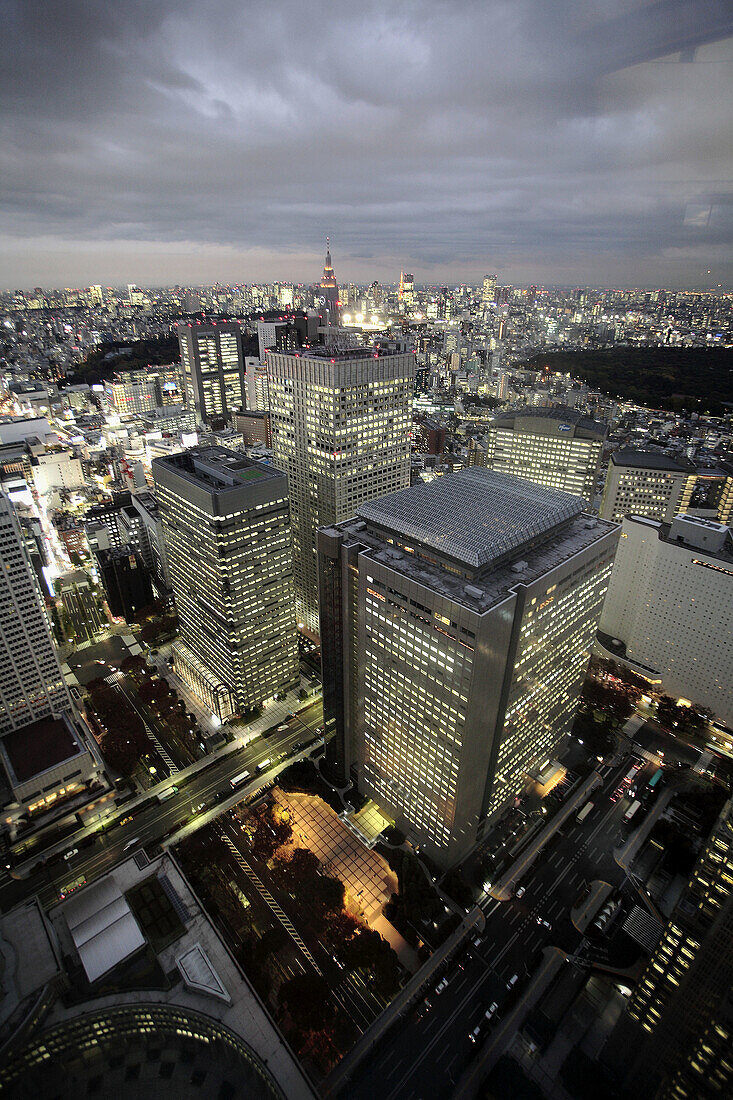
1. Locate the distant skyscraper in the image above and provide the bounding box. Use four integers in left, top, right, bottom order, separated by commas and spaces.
268, 345, 414, 633
598, 514, 733, 726
318, 238, 340, 327
398, 272, 415, 311
153, 447, 299, 720
485, 406, 606, 502
482, 274, 497, 304
318, 469, 618, 866
618, 798, 733, 1099
177, 322, 245, 425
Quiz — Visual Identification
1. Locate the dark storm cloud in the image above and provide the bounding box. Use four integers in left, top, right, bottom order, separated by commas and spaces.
1, 0, 731, 286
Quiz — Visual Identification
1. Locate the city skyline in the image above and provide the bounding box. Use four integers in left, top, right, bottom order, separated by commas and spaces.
2, 1, 732, 290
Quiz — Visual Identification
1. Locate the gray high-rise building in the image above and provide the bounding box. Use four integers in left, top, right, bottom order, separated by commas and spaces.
268, 345, 414, 633
318, 468, 618, 867
0, 490, 71, 734
153, 447, 299, 721
485, 406, 607, 502
177, 322, 245, 426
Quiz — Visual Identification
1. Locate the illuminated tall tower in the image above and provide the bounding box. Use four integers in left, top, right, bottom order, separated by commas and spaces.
268, 345, 414, 633
318, 469, 618, 866
153, 447, 299, 720
617, 798, 733, 1098
482, 274, 497, 305
177, 322, 245, 426
318, 237, 340, 327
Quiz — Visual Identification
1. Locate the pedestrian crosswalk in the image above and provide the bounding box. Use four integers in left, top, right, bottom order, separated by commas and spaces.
216, 824, 322, 975
145, 725, 179, 775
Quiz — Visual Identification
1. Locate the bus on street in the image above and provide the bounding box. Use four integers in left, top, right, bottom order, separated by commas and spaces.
624, 800, 642, 825
230, 770, 251, 789
576, 801, 594, 824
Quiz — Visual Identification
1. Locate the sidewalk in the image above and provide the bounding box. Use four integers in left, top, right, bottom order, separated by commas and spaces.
490, 771, 603, 901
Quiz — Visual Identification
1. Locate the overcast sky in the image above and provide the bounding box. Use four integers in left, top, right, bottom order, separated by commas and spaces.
1, 0, 732, 289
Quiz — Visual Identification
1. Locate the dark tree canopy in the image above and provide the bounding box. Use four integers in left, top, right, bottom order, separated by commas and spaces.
521, 347, 733, 415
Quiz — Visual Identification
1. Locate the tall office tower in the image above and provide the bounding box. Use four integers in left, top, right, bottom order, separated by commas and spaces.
600, 450, 733, 526
177, 322, 245, 426
268, 345, 414, 633
618, 799, 733, 1099
482, 274, 497, 304
153, 447, 298, 720
399, 273, 415, 311
0, 491, 98, 819
318, 469, 618, 867
598, 514, 733, 726
87, 284, 104, 307
0, 490, 71, 734
485, 406, 606, 502
245, 358, 270, 412
84, 491, 133, 554
317, 238, 340, 326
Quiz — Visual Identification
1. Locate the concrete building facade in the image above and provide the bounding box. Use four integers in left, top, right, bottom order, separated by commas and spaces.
620, 799, 733, 1099
153, 447, 298, 720
598, 514, 733, 726
485, 406, 606, 502
318, 469, 618, 867
268, 345, 413, 633
600, 450, 733, 526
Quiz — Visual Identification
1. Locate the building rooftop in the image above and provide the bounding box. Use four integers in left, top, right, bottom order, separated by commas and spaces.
1, 714, 82, 784
153, 446, 281, 493
490, 404, 606, 437
63, 875, 146, 984
276, 344, 407, 362
358, 468, 587, 570
610, 449, 694, 471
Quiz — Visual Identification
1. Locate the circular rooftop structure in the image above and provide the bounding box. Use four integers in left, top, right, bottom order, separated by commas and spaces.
3, 1002, 285, 1100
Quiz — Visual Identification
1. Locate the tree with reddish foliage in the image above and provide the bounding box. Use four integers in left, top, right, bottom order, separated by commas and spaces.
340, 926, 401, 995
121, 654, 147, 680
273, 847, 321, 891
310, 873, 346, 919
87, 677, 151, 776
248, 803, 293, 862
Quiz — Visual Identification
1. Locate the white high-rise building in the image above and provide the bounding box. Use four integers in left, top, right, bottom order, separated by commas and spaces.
268, 345, 414, 633
153, 447, 299, 720
598, 514, 733, 726
318, 469, 618, 867
0, 490, 71, 734
0, 490, 99, 821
